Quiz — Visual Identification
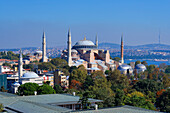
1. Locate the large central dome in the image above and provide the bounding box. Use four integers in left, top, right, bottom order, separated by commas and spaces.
75, 40, 95, 46
72, 37, 97, 50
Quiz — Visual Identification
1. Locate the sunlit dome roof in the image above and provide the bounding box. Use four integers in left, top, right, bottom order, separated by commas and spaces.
22, 72, 39, 78
72, 37, 97, 50
135, 64, 146, 70
35, 51, 42, 54
75, 40, 95, 46
71, 49, 78, 53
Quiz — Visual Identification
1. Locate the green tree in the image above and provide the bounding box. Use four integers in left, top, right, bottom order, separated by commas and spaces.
165, 66, 170, 73
162, 74, 170, 88
141, 61, 148, 66
38, 62, 56, 70
1, 51, 20, 60
135, 60, 141, 66
23, 64, 34, 71
2, 62, 11, 68
156, 89, 170, 112
124, 93, 155, 110
133, 79, 163, 95
147, 65, 156, 74
88, 71, 114, 108
37, 84, 56, 95
54, 84, 64, 93
105, 70, 111, 75
83, 75, 94, 90
70, 65, 87, 84
159, 63, 167, 70
107, 69, 129, 92
115, 88, 125, 106
18, 83, 39, 96
50, 58, 68, 68
78, 91, 91, 109
113, 57, 121, 62
0, 104, 3, 112
44, 81, 50, 85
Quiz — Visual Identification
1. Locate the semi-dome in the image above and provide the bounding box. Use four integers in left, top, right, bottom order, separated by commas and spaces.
135, 64, 146, 70
35, 51, 42, 54
72, 37, 97, 50
22, 72, 39, 78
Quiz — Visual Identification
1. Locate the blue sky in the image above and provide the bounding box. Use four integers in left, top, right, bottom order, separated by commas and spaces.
0, 0, 170, 49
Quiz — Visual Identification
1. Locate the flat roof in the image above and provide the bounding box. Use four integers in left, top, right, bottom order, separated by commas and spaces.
0, 92, 102, 113
73, 105, 161, 113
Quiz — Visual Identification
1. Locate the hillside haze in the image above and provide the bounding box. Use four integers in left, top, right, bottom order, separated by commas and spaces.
99, 43, 170, 50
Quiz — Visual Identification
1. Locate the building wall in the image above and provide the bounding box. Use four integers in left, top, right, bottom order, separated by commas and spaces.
0, 74, 7, 90
0, 66, 11, 73
21, 77, 43, 85
54, 70, 69, 88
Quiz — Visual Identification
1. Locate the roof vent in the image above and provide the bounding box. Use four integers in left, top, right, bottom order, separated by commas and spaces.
34, 91, 37, 95
95, 104, 98, 110
73, 92, 76, 96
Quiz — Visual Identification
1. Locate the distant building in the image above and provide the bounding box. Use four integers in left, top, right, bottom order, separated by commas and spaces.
117, 64, 133, 75
0, 65, 11, 73
39, 72, 54, 87
61, 29, 116, 74
135, 64, 147, 73
54, 70, 69, 88
0, 74, 7, 90
20, 72, 43, 85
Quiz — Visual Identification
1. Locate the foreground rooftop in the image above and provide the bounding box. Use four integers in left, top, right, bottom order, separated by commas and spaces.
0, 92, 160, 113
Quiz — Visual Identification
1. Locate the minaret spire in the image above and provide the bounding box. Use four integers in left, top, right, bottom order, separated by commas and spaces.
67, 29, 72, 66
42, 31, 47, 62
95, 34, 98, 48
159, 31, 161, 45
19, 49, 23, 84
121, 33, 124, 64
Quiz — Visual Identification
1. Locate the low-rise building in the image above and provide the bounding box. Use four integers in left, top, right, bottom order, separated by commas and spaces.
54, 70, 69, 89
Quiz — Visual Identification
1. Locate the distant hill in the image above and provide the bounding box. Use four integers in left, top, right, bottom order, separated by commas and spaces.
99, 43, 170, 50
0, 46, 65, 52
0, 47, 38, 52
98, 43, 120, 49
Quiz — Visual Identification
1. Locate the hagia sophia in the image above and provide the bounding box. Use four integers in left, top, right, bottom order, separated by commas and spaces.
61, 29, 117, 74
61, 29, 146, 75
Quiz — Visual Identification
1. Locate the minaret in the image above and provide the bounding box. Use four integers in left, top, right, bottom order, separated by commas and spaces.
18, 49, 23, 84
121, 34, 124, 64
67, 29, 72, 66
95, 34, 98, 48
42, 32, 47, 62
159, 31, 161, 45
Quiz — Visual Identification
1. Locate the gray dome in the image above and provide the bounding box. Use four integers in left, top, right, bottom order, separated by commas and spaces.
117, 64, 132, 71
35, 51, 42, 54
22, 72, 39, 78
135, 64, 146, 70
75, 40, 95, 46
71, 49, 78, 53
72, 38, 97, 50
